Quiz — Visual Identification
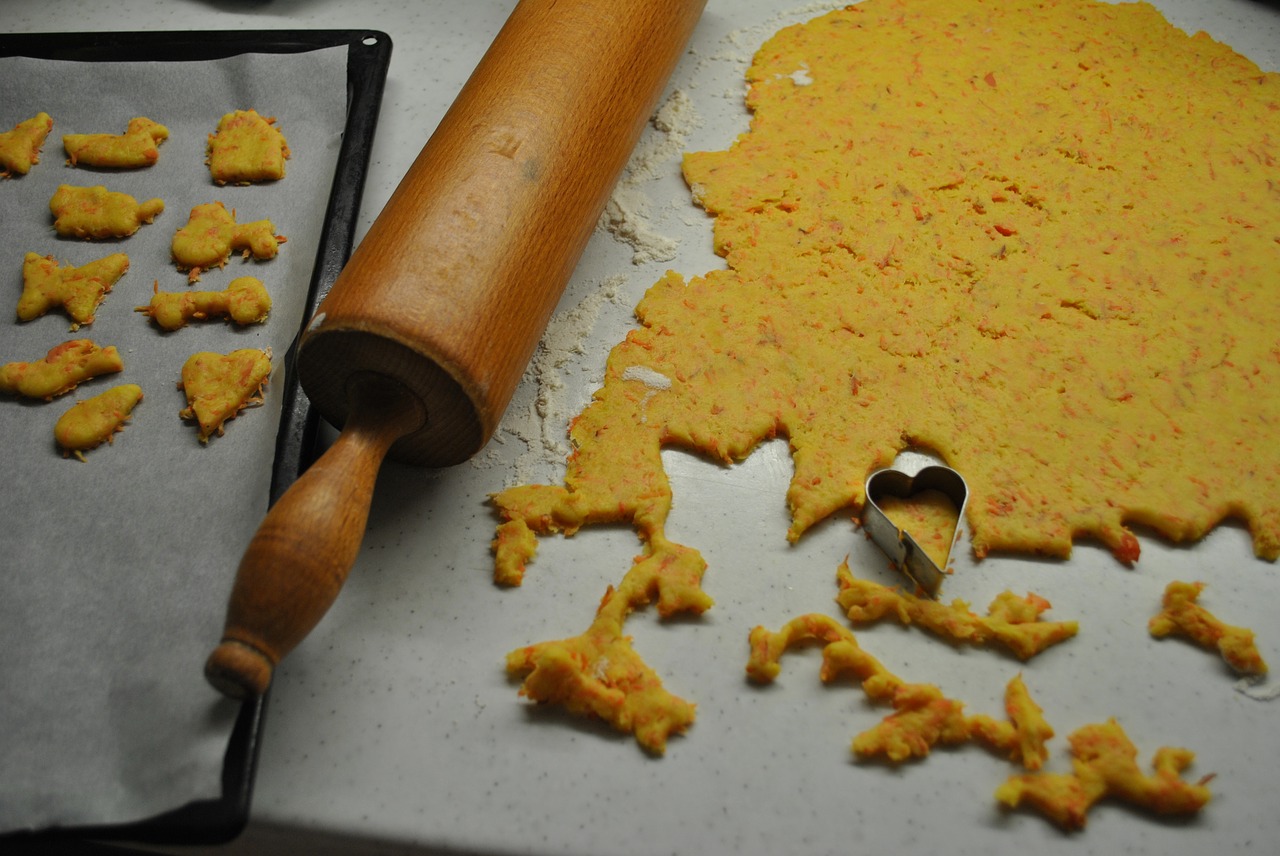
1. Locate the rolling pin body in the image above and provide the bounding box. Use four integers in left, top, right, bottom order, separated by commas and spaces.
206, 0, 707, 698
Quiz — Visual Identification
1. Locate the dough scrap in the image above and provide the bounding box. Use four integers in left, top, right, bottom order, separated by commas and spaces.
1148, 580, 1267, 675
171, 201, 285, 281
0, 112, 53, 177
0, 339, 123, 400
206, 109, 289, 185
506, 538, 708, 755
995, 719, 1212, 830
492, 518, 538, 586
18, 251, 130, 329
139, 276, 271, 331
177, 348, 272, 442
967, 673, 1054, 771
54, 383, 143, 462
852, 682, 971, 763
50, 184, 164, 239
746, 612, 903, 698
835, 562, 1078, 660
63, 117, 169, 168
747, 611, 1055, 767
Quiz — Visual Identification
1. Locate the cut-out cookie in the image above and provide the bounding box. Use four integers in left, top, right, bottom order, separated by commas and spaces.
63, 117, 169, 168
19, 251, 130, 329
178, 348, 271, 442
0, 339, 123, 400
54, 383, 143, 462
138, 276, 271, 330
0, 112, 53, 177
170, 201, 285, 281
50, 184, 164, 239
206, 110, 289, 185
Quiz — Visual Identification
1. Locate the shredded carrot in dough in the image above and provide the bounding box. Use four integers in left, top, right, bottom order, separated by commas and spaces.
506, 537, 709, 755
834, 562, 1077, 660
746, 611, 1058, 766
875, 488, 962, 571
18, 252, 129, 329
63, 117, 169, 168
967, 673, 1054, 771
170, 201, 285, 282
177, 349, 272, 442
0, 339, 123, 400
746, 613, 902, 699
996, 719, 1212, 830
138, 276, 271, 331
206, 110, 289, 185
492, 518, 538, 586
1149, 581, 1267, 675
49, 184, 163, 239
54, 384, 143, 462
0, 112, 53, 177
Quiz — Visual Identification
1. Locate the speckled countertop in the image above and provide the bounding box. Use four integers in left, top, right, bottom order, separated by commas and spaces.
7, 2, 1280, 855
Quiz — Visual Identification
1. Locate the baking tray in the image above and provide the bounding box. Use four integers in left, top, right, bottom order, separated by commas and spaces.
0, 28, 391, 847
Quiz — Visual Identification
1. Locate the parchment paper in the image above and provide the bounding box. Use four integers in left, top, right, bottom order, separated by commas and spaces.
0, 44, 346, 833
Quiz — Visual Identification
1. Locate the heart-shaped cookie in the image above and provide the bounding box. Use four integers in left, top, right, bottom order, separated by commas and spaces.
178, 348, 272, 442
861, 463, 968, 597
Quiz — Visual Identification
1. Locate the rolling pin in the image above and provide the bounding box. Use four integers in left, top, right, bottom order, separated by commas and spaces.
205, 0, 707, 699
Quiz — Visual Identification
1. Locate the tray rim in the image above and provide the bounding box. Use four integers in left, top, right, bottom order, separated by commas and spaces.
0, 26, 393, 846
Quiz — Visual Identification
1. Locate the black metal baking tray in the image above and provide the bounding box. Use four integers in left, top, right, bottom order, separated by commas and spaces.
0, 28, 392, 848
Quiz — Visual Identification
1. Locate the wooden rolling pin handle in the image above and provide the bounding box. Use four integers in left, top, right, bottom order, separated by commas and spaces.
204, 373, 425, 699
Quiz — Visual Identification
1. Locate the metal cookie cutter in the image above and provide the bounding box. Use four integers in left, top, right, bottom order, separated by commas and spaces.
861, 461, 969, 598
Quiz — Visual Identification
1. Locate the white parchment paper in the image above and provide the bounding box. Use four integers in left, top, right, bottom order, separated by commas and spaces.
0, 44, 347, 833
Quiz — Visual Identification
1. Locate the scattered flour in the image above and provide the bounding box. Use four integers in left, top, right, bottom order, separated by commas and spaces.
1235, 676, 1280, 701
483, 274, 627, 484
786, 64, 814, 85
686, 1, 844, 100
620, 365, 674, 424
601, 89, 701, 265
621, 365, 673, 390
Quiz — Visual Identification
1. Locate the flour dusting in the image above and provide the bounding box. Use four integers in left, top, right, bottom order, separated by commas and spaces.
602, 89, 701, 265
487, 274, 627, 484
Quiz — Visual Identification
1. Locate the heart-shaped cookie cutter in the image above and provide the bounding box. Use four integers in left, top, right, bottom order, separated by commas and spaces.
861, 461, 969, 598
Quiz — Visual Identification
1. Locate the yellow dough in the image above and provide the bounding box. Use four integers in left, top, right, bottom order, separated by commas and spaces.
54, 383, 143, 462
170, 201, 285, 281
18, 252, 130, 329
967, 674, 1054, 772
0, 112, 53, 177
491, 0, 1280, 753
177, 348, 272, 442
835, 561, 1078, 661
996, 719, 1212, 830
63, 117, 169, 168
747, 611, 1058, 767
138, 276, 271, 331
0, 339, 123, 400
506, 539, 708, 755
206, 109, 289, 185
1149, 581, 1267, 675
875, 488, 962, 572
49, 185, 164, 239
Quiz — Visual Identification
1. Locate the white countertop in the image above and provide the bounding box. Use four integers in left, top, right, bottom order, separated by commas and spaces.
8, 2, 1280, 855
